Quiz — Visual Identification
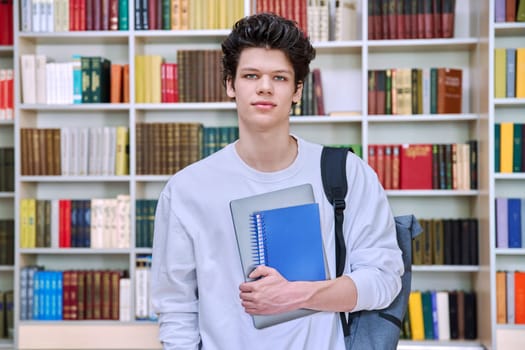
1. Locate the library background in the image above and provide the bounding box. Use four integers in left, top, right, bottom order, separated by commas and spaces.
0, 0, 524, 349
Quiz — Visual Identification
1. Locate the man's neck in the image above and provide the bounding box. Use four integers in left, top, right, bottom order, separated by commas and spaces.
235, 133, 298, 172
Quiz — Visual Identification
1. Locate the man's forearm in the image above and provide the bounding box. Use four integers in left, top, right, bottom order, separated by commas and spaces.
292, 276, 357, 313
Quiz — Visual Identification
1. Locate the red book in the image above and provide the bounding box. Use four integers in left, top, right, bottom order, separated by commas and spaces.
59, 199, 72, 248
441, 0, 455, 38
172, 63, 179, 102
376, 144, 386, 187
423, 0, 434, 38
416, 0, 425, 38
6, 69, 13, 119
387, 0, 397, 39
437, 68, 462, 114
400, 144, 433, 189
161, 63, 168, 102
79, 0, 87, 30
109, 0, 119, 30
515, 271, 525, 324
396, 0, 406, 39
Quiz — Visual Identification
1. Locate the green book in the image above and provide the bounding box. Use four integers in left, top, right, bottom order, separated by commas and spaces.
421, 291, 434, 340
430, 68, 438, 114
90, 57, 111, 103
513, 123, 522, 172
119, 0, 129, 30
81, 56, 92, 103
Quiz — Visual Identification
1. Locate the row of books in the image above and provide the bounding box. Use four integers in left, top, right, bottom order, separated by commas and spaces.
201, 126, 239, 158
20, 0, 130, 32
368, 0, 456, 41
20, 126, 129, 176
135, 199, 157, 248
0, 0, 13, 45
0, 220, 14, 266
496, 270, 525, 324
19, 266, 131, 321
495, 122, 525, 173
368, 142, 477, 191
414, 218, 479, 266
135, 51, 227, 103
0, 69, 14, 120
136, 122, 202, 175
495, 197, 525, 249
291, 68, 325, 116
21, 54, 131, 105
0, 148, 14, 192
135, 0, 244, 31
19, 195, 131, 249
0, 290, 14, 339
403, 289, 477, 341
494, 0, 525, 22
368, 67, 462, 116
494, 48, 525, 99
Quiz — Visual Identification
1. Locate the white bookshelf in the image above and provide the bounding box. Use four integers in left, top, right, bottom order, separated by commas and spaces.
489, 1, 525, 349
8, 0, 497, 348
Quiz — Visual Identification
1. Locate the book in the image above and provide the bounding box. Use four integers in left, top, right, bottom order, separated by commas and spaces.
230, 184, 328, 329
250, 203, 326, 282
400, 144, 433, 189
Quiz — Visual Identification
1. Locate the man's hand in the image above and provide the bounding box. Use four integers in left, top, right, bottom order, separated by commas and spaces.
239, 265, 304, 315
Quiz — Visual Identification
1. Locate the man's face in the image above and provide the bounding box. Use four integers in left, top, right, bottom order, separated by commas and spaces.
226, 47, 302, 132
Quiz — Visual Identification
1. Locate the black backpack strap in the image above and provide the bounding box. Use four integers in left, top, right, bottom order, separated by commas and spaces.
320, 146, 350, 336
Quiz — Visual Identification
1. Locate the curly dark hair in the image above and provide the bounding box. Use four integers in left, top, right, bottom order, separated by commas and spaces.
221, 13, 316, 90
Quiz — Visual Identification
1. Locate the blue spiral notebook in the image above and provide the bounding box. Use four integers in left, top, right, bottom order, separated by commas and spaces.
230, 184, 328, 329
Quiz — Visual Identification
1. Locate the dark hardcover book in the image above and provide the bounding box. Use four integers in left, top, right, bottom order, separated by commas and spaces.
467, 139, 478, 189
387, 0, 397, 39
81, 57, 93, 103
460, 219, 471, 265
396, 0, 405, 39
513, 122, 523, 171
432, 219, 445, 265
463, 291, 477, 339
451, 218, 462, 265
433, 0, 443, 37
91, 57, 111, 103
457, 290, 465, 338
469, 218, 479, 266
404, 0, 412, 38
376, 70, 386, 114
432, 144, 439, 189
448, 290, 459, 339
422, 219, 433, 265
495, 124, 501, 172
443, 219, 453, 265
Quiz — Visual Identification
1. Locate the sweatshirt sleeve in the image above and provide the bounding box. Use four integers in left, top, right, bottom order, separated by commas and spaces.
343, 155, 404, 311
150, 189, 201, 349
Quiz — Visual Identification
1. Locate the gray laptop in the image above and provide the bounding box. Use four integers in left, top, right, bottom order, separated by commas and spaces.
229, 183, 329, 329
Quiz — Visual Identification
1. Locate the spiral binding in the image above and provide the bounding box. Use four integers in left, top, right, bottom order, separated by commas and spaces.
250, 212, 267, 266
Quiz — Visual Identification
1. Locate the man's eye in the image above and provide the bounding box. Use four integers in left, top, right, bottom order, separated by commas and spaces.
274, 76, 286, 81
245, 74, 257, 79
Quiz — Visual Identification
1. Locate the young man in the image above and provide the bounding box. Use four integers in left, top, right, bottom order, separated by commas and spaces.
150, 13, 403, 349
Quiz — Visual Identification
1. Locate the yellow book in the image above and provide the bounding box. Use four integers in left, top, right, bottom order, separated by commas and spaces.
135, 55, 145, 103
408, 290, 425, 340
207, 0, 216, 29
20, 198, 37, 248
218, 0, 227, 29
150, 55, 163, 104
494, 48, 506, 98
180, 0, 189, 30
115, 126, 129, 175
144, 55, 152, 103
500, 122, 514, 173
171, 0, 181, 30
516, 48, 525, 98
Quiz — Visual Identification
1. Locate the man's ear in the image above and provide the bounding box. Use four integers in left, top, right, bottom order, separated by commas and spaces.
292, 81, 303, 104
226, 77, 236, 98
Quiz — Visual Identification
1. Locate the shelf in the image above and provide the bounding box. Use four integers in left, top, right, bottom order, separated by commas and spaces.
493, 98, 525, 107
18, 31, 130, 45
0, 339, 14, 349
398, 340, 484, 349
0, 265, 14, 272
290, 115, 362, 123
413, 265, 480, 272
0, 46, 14, 57
19, 248, 132, 255
367, 38, 480, 53
0, 120, 14, 126
494, 173, 525, 180
19, 103, 132, 111
134, 102, 236, 110
0, 192, 14, 199
494, 22, 525, 36
20, 176, 132, 182
386, 190, 479, 197
495, 248, 525, 256
367, 114, 479, 123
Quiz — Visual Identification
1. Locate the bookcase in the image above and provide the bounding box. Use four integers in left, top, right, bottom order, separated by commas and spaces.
4, 0, 501, 349
490, 0, 525, 349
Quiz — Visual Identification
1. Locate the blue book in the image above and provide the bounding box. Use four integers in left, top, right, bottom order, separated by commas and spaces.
250, 203, 326, 282
508, 198, 522, 248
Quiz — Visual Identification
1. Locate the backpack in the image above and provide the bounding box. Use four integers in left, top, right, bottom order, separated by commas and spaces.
320, 146, 423, 350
